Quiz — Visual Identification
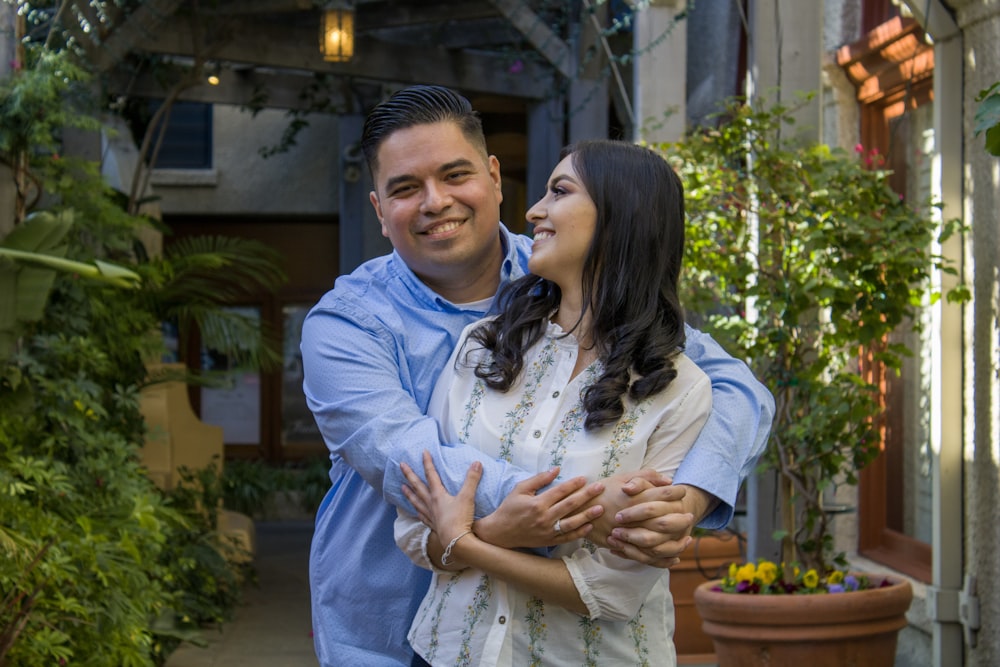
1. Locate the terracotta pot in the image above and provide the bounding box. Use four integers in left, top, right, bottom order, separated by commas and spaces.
693, 576, 913, 667
670, 531, 743, 665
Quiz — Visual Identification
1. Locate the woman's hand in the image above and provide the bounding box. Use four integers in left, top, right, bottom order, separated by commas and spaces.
401, 450, 481, 545
473, 469, 604, 548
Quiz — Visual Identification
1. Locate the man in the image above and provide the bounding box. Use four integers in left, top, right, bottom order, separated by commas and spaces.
301, 85, 773, 666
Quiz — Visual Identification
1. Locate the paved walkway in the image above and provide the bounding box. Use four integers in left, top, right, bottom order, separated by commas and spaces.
165, 520, 318, 667
162, 518, 719, 667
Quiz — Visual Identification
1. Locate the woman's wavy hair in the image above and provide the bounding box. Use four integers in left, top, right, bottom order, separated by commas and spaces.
468, 139, 687, 430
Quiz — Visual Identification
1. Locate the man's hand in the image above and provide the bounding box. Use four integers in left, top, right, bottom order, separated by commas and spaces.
473, 468, 606, 549
587, 475, 720, 568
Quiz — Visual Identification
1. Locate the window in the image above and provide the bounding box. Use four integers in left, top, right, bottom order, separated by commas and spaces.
837, 12, 934, 582
165, 218, 339, 463
200, 306, 263, 446
148, 100, 213, 169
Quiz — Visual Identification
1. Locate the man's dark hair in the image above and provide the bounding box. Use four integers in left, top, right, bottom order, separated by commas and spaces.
468, 140, 687, 430
361, 85, 488, 179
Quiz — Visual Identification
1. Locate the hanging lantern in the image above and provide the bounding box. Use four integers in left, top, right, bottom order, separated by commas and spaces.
320, 1, 355, 63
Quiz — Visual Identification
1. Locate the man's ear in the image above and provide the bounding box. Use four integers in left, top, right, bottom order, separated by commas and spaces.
488, 154, 503, 206
369, 191, 389, 238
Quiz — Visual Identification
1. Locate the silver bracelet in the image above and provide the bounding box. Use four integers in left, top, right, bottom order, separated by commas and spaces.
440, 529, 473, 567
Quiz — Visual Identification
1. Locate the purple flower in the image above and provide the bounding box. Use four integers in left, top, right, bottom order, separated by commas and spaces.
844, 575, 859, 591
827, 584, 845, 593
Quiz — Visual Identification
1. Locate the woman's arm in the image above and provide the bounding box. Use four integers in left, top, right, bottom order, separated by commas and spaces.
302, 301, 604, 547
402, 452, 674, 621
400, 453, 589, 615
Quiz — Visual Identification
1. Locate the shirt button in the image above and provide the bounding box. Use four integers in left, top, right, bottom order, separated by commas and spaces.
499, 616, 507, 624
532, 430, 541, 438
552, 390, 560, 398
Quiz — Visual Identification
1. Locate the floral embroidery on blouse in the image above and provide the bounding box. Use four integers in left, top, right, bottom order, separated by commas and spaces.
524, 596, 547, 666
426, 573, 461, 662
498, 339, 557, 461
600, 402, 649, 478
628, 605, 651, 666
578, 616, 604, 666
458, 378, 486, 444
547, 364, 601, 469
456, 573, 494, 666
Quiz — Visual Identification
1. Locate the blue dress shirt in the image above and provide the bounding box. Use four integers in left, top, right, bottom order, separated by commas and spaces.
301, 225, 774, 666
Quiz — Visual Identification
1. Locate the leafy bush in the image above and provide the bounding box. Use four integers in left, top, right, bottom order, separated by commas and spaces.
154, 464, 254, 659
221, 458, 329, 518
2, 43, 283, 665
0, 329, 172, 667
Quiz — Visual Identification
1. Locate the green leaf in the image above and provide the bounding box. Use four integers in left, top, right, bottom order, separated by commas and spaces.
984, 125, 1000, 157
974, 86, 1000, 155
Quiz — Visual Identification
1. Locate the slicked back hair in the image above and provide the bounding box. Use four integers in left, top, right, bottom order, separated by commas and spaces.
361, 85, 489, 180
468, 139, 687, 430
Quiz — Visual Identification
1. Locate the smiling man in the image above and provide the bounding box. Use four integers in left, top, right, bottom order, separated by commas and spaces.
300, 85, 774, 667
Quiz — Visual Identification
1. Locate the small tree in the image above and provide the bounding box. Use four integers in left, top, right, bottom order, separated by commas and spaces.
660, 98, 967, 573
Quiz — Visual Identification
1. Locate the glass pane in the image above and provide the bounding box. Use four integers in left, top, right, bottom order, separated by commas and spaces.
282, 304, 322, 446
885, 104, 934, 544
200, 306, 261, 445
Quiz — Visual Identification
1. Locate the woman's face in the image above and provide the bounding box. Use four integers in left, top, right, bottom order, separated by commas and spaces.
525, 154, 597, 295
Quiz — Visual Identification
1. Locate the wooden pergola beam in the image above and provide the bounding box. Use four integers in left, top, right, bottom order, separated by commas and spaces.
486, 0, 574, 78
138, 15, 554, 99
91, 0, 188, 72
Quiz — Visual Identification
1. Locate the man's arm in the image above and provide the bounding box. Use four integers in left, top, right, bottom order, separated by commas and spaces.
302, 300, 527, 515
672, 324, 774, 528
301, 298, 602, 545
582, 326, 773, 564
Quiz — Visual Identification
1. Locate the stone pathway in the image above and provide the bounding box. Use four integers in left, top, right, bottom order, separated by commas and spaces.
165, 520, 318, 667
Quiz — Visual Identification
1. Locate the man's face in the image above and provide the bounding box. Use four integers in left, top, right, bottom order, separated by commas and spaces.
369, 122, 504, 294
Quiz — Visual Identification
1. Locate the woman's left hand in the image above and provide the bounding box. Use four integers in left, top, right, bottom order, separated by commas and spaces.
401, 450, 481, 545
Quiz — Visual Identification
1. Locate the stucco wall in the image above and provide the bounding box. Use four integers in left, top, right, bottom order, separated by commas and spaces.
957, 2, 1000, 664
152, 105, 340, 217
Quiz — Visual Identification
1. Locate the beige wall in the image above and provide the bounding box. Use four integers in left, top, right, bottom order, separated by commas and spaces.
152, 105, 340, 217
955, 2, 1000, 664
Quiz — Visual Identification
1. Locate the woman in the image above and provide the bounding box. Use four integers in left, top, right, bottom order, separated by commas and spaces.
395, 139, 712, 666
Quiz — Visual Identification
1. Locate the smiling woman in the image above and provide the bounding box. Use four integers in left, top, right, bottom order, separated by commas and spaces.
395, 139, 707, 666
526, 154, 598, 313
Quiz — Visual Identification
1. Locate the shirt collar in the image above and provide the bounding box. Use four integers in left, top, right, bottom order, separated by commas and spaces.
387, 223, 521, 314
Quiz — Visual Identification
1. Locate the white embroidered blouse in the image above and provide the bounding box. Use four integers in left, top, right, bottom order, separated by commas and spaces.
394, 320, 712, 667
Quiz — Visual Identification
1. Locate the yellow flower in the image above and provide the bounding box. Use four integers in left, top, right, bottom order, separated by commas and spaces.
728, 562, 738, 579
735, 563, 757, 582
757, 561, 778, 585
803, 569, 820, 588
828, 570, 844, 585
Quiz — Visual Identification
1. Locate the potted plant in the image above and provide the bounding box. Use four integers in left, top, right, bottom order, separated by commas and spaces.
656, 97, 966, 666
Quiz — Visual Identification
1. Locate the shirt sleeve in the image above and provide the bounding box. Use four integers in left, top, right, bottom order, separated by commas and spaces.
301, 299, 532, 519
675, 324, 775, 528
393, 510, 435, 571
566, 367, 712, 621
